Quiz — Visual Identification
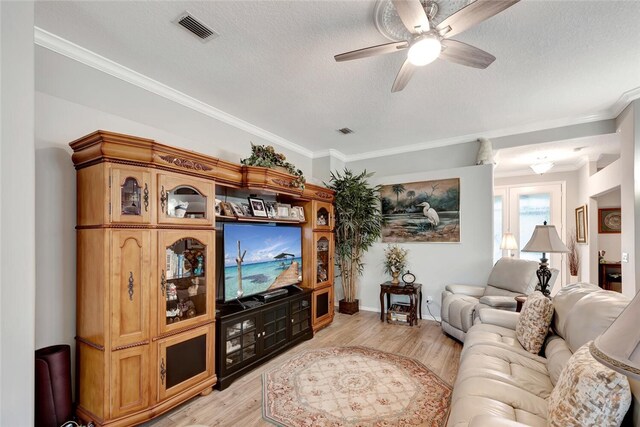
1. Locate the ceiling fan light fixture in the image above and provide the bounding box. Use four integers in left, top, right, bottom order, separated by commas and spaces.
530, 161, 554, 175
407, 34, 441, 66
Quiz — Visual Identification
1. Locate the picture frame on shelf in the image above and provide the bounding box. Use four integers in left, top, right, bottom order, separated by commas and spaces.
293, 206, 305, 222
214, 199, 222, 216
290, 207, 299, 220
221, 201, 235, 217
248, 197, 268, 218
598, 207, 621, 234
276, 203, 291, 219
240, 203, 252, 217
265, 201, 277, 218
230, 202, 245, 217
575, 205, 588, 243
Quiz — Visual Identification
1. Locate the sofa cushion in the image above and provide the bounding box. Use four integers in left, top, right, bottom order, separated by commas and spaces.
458, 344, 552, 399
485, 258, 539, 295
561, 291, 630, 353
544, 335, 572, 386
547, 341, 631, 427
551, 282, 602, 338
516, 292, 554, 354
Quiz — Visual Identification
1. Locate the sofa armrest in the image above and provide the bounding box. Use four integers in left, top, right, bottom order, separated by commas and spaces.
478, 295, 517, 310
469, 415, 532, 427
477, 308, 520, 330
445, 284, 485, 297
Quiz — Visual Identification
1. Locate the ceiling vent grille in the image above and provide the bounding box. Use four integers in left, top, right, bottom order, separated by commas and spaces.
338, 128, 354, 135
174, 12, 218, 42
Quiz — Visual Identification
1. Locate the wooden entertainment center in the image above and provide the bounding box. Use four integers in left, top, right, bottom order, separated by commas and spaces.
70, 131, 335, 426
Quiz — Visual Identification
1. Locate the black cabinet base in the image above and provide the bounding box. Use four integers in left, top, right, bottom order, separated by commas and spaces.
215, 329, 312, 390
215, 287, 313, 390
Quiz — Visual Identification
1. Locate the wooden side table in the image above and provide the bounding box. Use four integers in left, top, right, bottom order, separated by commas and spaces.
515, 295, 527, 313
379, 282, 422, 326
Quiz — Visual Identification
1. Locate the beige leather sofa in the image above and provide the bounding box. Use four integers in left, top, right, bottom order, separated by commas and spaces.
441, 258, 558, 342
447, 283, 631, 427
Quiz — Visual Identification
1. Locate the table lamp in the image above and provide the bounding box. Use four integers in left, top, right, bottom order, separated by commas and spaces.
500, 232, 518, 257
591, 290, 640, 379
521, 221, 569, 296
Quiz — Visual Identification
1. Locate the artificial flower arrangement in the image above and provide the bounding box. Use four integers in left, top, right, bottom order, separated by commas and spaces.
384, 244, 408, 283
240, 143, 306, 189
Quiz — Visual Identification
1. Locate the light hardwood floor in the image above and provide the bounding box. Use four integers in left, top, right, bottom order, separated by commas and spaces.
147, 311, 462, 427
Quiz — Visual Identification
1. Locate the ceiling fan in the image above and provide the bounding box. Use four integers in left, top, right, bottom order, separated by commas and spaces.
334, 0, 520, 92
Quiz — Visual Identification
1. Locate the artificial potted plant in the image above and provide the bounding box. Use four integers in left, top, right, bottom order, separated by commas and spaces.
568, 231, 580, 282
327, 169, 382, 314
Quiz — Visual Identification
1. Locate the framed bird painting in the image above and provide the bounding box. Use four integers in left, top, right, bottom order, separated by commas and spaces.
379, 178, 460, 243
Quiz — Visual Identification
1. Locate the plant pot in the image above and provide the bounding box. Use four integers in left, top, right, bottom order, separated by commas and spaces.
391, 271, 400, 285
570, 275, 579, 283
339, 299, 359, 315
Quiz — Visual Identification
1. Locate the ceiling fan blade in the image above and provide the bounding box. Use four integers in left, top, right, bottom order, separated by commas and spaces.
436, 0, 520, 39
391, 58, 417, 92
440, 39, 495, 69
334, 41, 408, 62
392, 0, 430, 34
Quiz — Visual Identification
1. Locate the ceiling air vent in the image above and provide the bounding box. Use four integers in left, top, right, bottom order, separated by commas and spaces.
174, 12, 218, 42
337, 128, 354, 135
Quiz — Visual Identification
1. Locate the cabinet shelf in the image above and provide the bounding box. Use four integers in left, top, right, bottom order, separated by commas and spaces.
215, 214, 306, 225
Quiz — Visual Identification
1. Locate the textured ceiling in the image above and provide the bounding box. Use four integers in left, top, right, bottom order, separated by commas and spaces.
34, 1, 640, 157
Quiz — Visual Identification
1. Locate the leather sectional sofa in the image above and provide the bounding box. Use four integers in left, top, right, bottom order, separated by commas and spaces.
447, 283, 631, 426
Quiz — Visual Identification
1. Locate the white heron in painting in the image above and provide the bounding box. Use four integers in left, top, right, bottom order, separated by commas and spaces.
417, 202, 439, 229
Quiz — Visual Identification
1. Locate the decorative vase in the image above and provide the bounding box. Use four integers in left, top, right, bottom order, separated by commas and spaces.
570, 274, 579, 283
391, 271, 400, 285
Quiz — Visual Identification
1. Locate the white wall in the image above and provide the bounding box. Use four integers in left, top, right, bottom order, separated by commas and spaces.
334, 164, 494, 319
617, 103, 638, 297
1, 2, 36, 425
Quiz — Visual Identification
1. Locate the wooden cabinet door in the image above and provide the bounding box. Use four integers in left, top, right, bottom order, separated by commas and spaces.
312, 286, 333, 330
157, 172, 214, 226
219, 314, 259, 377
311, 201, 333, 231
111, 230, 150, 348
111, 166, 152, 224
312, 232, 334, 289
110, 345, 149, 418
289, 295, 311, 340
157, 230, 215, 335
157, 324, 213, 401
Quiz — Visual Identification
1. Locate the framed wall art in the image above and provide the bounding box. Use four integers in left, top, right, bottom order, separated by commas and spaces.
598, 207, 621, 234
575, 205, 587, 243
380, 178, 460, 243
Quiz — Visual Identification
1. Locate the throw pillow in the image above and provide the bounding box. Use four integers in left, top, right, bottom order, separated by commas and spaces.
548, 341, 631, 427
515, 291, 553, 354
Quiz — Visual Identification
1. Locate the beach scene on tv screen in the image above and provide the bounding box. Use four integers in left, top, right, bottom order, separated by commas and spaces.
224, 224, 302, 301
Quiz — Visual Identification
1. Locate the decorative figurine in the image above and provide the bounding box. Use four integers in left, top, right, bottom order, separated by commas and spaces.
193, 255, 204, 276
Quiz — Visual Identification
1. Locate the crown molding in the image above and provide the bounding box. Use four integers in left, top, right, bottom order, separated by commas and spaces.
34, 27, 639, 165
34, 27, 315, 159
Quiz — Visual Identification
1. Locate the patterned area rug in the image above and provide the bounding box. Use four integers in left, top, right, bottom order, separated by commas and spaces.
263, 346, 452, 426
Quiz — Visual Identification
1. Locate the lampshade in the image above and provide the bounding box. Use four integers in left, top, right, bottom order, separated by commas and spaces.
591, 290, 640, 379
521, 223, 569, 253
500, 232, 518, 251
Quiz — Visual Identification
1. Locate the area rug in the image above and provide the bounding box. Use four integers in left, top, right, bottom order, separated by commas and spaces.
262, 346, 452, 427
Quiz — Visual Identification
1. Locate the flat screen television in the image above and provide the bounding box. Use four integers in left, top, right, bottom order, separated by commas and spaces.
222, 223, 302, 302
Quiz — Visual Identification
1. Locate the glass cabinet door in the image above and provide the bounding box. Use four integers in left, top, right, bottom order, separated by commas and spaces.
222, 315, 259, 374
313, 232, 333, 288
111, 167, 151, 224
157, 173, 214, 226
158, 230, 214, 334
261, 302, 288, 355
290, 296, 311, 339
312, 201, 333, 230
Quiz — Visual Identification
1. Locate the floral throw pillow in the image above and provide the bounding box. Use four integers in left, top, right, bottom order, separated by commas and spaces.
515, 291, 553, 354
548, 342, 631, 426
